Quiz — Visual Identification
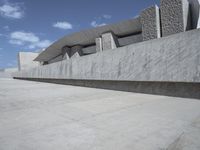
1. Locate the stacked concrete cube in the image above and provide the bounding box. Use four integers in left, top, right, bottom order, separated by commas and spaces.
140, 5, 161, 41
160, 0, 191, 37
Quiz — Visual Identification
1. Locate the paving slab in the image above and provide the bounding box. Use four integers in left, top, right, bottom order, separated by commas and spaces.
0, 78, 200, 150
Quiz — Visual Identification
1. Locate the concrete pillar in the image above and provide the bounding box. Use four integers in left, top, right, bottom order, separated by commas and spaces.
160, 0, 191, 37
140, 5, 161, 41
188, 0, 200, 29
102, 32, 119, 51
95, 38, 103, 52
61, 46, 70, 60
71, 45, 83, 57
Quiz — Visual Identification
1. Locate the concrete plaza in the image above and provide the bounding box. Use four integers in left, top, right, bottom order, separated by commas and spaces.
0, 78, 200, 150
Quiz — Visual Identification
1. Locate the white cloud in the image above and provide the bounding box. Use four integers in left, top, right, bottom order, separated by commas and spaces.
91, 21, 106, 27
53, 21, 73, 30
9, 39, 24, 45
90, 14, 112, 27
103, 14, 112, 19
0, 3, 24, 19
9, 31, 51, 49
10, 31, 39, 43
28, 40, 52, 49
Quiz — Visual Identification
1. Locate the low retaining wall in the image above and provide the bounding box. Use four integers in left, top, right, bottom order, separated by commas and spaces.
14, 78, 200, 99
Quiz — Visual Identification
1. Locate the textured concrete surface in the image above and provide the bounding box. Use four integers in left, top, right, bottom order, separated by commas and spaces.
0, 78, 200, 150
14, 29, 200, 83
102, 32, 119, 50
96, 38, 103, 52
160, 0, 191, 36
18, 52, 40, 71
140, 5, 161, 40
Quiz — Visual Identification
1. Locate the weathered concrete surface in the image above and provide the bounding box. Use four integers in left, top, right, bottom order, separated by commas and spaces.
160, 0, 191, 36
18, 52, 40, 71
102, 32, 119, 50
14, 29, 200, 83
0, 78, 200, 150
96, 38, 103, 52
140, 5, 161, 40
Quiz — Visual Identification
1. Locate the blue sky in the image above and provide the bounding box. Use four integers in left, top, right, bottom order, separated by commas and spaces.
0, 0, 159, 69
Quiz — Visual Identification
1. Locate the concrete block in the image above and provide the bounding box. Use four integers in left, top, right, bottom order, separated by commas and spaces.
71, 45, 83, 57
140, 5, 161, 41
161, 0, 191, 37
188, 0, 200, 28
95, 38, 103, 52
18, 52, 40, 71
102, 32, 119, 51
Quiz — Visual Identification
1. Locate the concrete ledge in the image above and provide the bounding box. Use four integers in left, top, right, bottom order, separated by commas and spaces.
14, 77, 200, 99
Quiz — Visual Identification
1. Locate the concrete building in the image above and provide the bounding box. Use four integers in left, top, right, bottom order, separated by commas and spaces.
18, 52, 40, 71
13, 0, 200, 99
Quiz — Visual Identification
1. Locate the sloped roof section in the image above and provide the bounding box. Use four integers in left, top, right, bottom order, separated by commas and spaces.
35, 17, 142, 62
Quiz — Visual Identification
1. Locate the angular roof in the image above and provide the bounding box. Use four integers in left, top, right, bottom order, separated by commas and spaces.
35, 17, 142, 62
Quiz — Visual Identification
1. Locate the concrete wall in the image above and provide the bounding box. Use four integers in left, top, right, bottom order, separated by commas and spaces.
13, 29, 200, 83
18, 52, 40, 71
